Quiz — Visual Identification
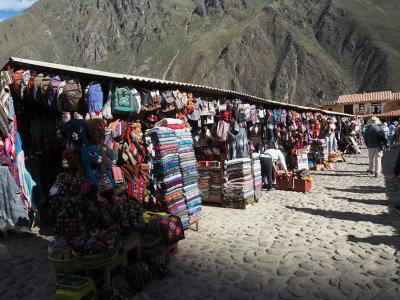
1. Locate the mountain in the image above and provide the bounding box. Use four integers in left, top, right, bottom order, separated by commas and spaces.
0, 0, 399, 106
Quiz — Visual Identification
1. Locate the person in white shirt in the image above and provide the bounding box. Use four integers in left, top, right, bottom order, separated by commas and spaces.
260, 147, 287, 190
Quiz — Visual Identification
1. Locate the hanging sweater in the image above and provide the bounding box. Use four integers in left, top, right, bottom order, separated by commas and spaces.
262, 114, 278, 142
227, 121, 250, 160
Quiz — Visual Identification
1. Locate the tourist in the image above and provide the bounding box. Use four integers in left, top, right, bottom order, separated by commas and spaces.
382, 122, 389, 139
392, 150, 400, 180
388, 121, 396, 147
260, 146, 287, 191
365, 117, 389, 177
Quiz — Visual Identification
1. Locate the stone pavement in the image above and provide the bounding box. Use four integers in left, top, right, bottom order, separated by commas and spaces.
0, 227, 55, 299
136, 149, 400, 300
0, 149, 399, 299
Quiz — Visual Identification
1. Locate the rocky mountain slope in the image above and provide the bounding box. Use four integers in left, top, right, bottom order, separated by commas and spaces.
0, 0, 399, 105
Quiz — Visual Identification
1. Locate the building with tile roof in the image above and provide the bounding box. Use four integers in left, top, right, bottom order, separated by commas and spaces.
320, 91, 400, 118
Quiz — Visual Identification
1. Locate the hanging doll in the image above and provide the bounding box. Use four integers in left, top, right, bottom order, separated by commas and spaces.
61, 149, 85, 176
56, 112, 72, 141
85, 118, 114, 183
63, 119, 89, 150
86, 118, 106, 146
81, 145, 102, 185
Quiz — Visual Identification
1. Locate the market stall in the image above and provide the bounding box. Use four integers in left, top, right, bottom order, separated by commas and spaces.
0, 57, 355, 296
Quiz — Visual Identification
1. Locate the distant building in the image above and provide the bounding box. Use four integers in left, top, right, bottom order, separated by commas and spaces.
320, 91, 400, 117
306, 101, 341, 112
306, 103, 322, 109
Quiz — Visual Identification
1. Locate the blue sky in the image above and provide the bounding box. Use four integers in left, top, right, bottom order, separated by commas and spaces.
0, 0, 38, 22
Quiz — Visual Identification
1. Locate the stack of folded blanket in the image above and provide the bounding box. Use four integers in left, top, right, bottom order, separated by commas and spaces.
145, 125, 189, 227
198, 168, 210, 200
175, 125, 202, 225
223, 158, 254, 209
197, 161, 223, 203
154, 118, 202, 226
209, 168, 223, 203
252, 153, 263, 200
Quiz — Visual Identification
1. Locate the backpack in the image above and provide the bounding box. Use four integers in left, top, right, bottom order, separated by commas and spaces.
26, 73, 37, 101
101, 82, 114, 120
56, 81, 67, 112
12, 69, 25, 97
1, 70, 13, 85
33, 73, 44, 102
20, 70, 31, 99
378, 128, 390, 150
48, 75, 62, 108
131, 88, 141, 115
63, 79, 82, 112
112, 85, 135, 116
85, 82, 103, 114
173, 90, 184, 110
40, 75, 51, 105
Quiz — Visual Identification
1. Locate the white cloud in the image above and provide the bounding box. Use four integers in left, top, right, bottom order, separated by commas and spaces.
0, 0, 38, 11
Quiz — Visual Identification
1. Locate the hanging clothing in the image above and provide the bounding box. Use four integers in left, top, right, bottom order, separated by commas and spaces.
0, 166, 29, 232
227, 121, 250, 160
262, 114, 278, 143
248, 124, 262, 149
325, 132, 338, 153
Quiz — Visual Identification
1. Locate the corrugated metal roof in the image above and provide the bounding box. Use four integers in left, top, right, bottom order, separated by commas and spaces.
393, 92, 400, 100
7, 57, 353, 117
338, 91, 393, 104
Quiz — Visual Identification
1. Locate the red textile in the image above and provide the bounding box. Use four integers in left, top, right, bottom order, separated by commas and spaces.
166, 124, 185, 130
153, 143, 179, 151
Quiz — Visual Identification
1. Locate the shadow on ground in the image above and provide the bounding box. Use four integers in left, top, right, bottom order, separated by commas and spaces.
0, 227, 55, 299
316, 173, 370, 177
287, 149, 400, 253
326, 185, 386, 194
332, 196, 390, 206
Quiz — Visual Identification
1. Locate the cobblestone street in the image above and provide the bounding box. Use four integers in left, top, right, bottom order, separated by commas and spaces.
138, 149, 400, 300
1, 149, 400, 299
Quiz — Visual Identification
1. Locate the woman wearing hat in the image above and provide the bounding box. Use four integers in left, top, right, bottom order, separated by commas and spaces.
365, 117, 389, 177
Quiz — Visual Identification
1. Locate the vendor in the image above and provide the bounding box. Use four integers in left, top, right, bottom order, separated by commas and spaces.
260, 147, 287, 191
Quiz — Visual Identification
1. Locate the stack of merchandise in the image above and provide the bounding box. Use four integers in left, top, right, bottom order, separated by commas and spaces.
252, 153, 262, 201
198, 166, 210, 200
175, 125, 202, 225
145, 126, 189, 228
209, 163, 223, 203
223, 158, 254, 209
154, 118, 202, 226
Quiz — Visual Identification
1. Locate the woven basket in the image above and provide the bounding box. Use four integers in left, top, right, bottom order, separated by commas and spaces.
76, 252, 119, 270
48, 250, 81, 273
56, 276, 91, 291
120, 232, 140, 245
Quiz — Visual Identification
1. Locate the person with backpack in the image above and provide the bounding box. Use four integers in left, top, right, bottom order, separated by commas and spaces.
365, 117, 389, 177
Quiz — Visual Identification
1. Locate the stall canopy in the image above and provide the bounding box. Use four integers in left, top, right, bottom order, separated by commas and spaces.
4, 57, 353, 117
